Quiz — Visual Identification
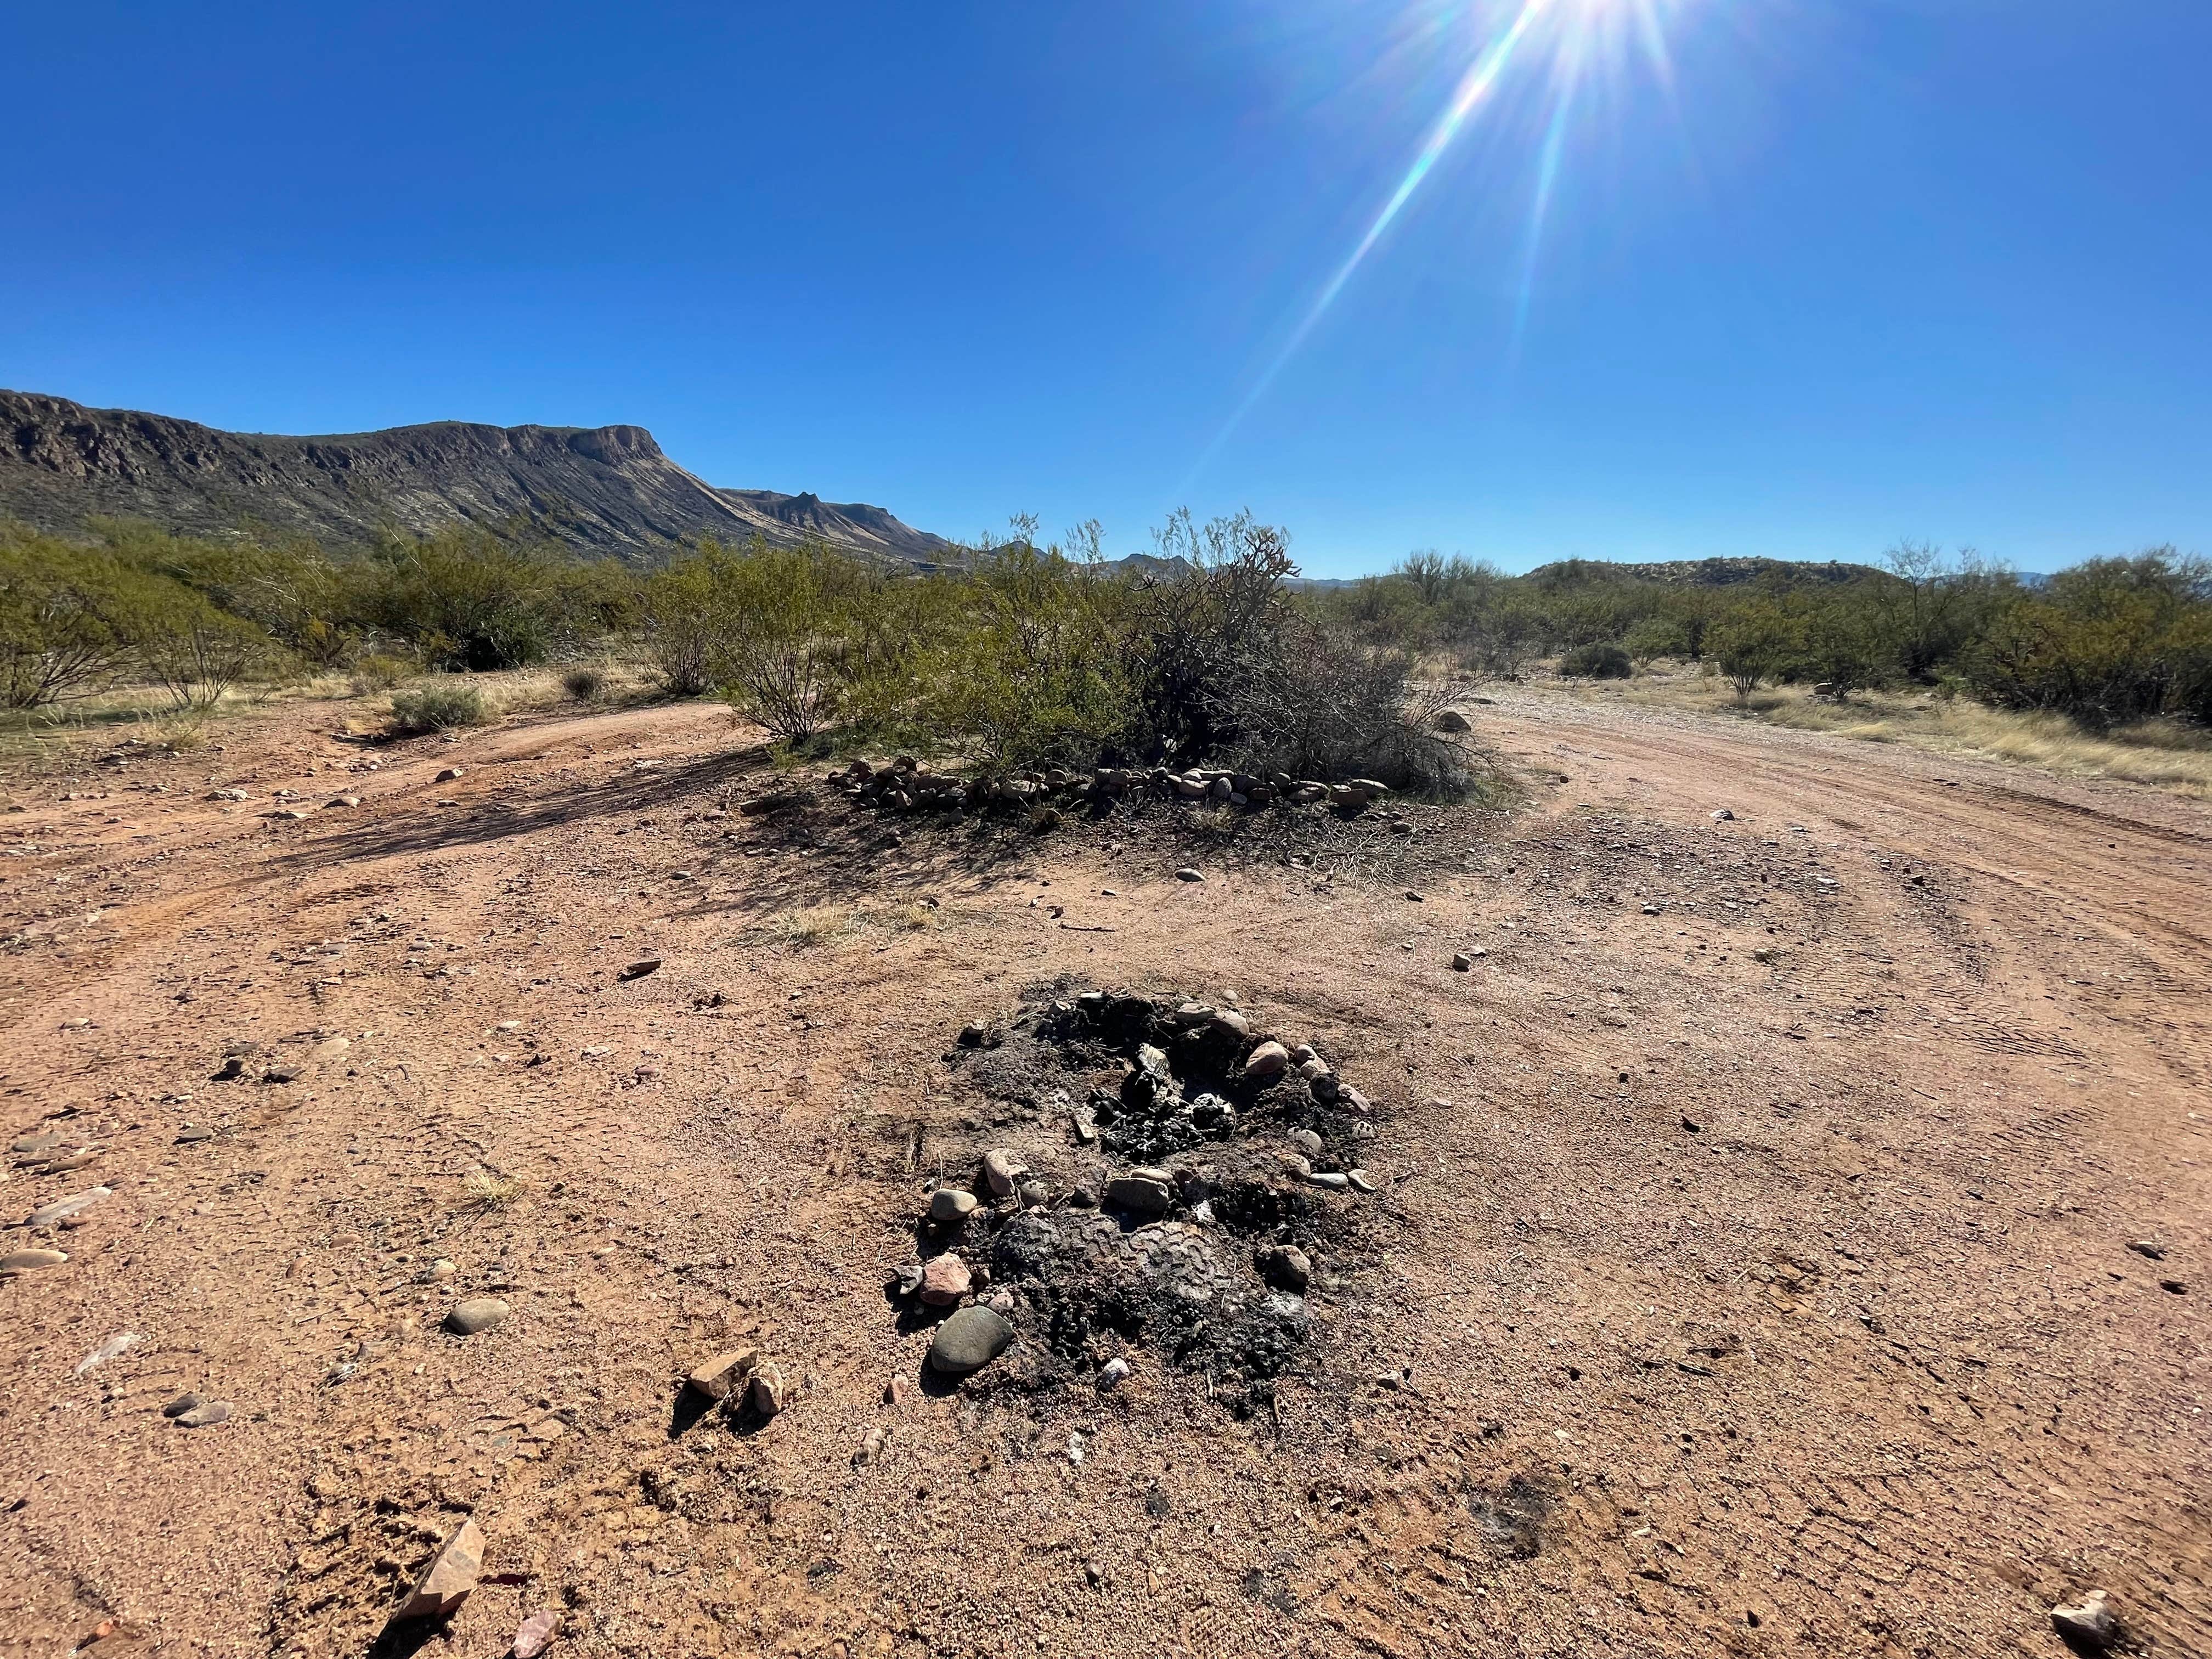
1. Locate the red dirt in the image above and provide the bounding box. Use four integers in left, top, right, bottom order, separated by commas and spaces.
0, 689, 2204, 1659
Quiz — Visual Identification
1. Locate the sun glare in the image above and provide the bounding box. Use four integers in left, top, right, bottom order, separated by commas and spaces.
1181, 0, 1699, 492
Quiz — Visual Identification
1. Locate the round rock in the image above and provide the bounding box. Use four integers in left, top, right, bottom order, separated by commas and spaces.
1242, 1041, 1290, 1081
927, 1305, 1014, 1375
445, 1297, 511, 1336
929, 1188, 979, 1223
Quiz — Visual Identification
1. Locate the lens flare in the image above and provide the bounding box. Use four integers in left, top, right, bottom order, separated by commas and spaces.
1181, 0, 1694, 493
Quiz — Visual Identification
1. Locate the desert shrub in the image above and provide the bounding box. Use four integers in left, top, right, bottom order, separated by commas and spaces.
132, 596, 270, 709
1623, 616, 1689, 665
1224, 615, 1475, 793
1709, 600, 1802, 702
388, 681, 490, 733
348, 652, 416, 694
1558, 642, 1632, 679
354, 528, 633, 671
642, 552, 725, 696
0, 531, 139, 707
1125, 509, 1297, 762
704, 541, 864, 740
1969, 551, 2212, 729
561, 665, 606, 701
93, 520, 352, 664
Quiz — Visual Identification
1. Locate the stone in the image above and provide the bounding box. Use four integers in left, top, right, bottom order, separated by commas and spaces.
26, 1188, 111, 1229
617, 958, 661, 981
1098, 1357, 1131, 1390
1, 1248, 67, 1272
445, 1297, 510, 1336
1640, 902, 1661, 915
1309, 1071, 1341, 1103
1452, 952, 1472, 970
413, 1259, 456, 1284
1260, 1245, 1311, 1290
854, 1425, 887, 1464
892, 1261, 925, 1296
1712, 808, 1735, 820
513, 1610, 560, 1659
1434, 708, 1473, 732
1289, 1128, 1324, 1158
927, 1306, 1013, 1375
10, 1131, 64, 1155
981, 1149, 1024, 1198
391, 1517, 484, 1623
1212, 1008, 1251, 1038
2050, 1590, 2118, 1650
175, 1400, 231, 1429
2125, 1239, 2166, 1261
919, 1254, 972, 1305
930, 1188, 979, 1223
1174, 868, 1205, 883
326, 795, 360, 809
687, 1349, 757, 1400
1104, 1174, 1175, 1215
1291, 1043, 1317, 1064
1307, 1171, 1350, 1191
957, 1022, 989, 1047
434, 766, 465, 783
746, 1363, 787, 1417
1346, 1169, 1377, 1194
1241, 1041, 1290, 1081
1018, 1179, 1050, 1208
161, 1391, 202, 1418
310, 1035, 351, 1063
887, 1374, 915, 1407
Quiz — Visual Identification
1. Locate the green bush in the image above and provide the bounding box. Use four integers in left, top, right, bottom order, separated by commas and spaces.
1558, 642, 1632, 679
355, 527, 634, 672
388, 681, 490, 733
0, 530, 138, 707
1968, 551, 2212, 729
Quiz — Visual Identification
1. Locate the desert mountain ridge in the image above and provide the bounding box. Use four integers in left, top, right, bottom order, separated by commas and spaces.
0, 389, 957, 565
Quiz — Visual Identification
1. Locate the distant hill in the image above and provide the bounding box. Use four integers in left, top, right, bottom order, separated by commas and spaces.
0, 390, 955, 564
1522, 555, 1882, 588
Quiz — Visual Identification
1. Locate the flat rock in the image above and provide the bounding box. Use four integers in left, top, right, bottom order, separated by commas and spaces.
0, 1248, 68, 1272
434, 766, 465, 783
161, 1391, 202, 1418
445, 1297, 510, 1336
1174, 868, 1205, 883
1307, 1171, 1350, 1191
10, 1131, 65, 1155
27, 1187, 111, 1229
687, 1348, 757, 1400
175, 1399, 232, 1429
928, 1305, 1014, 1375
617, 958, 662, 981
919, 1254, 972, 1306
391, 1517, 484, 1623
1288, 1128, 1324, 1158
1105, 1175, 1175, 1215
513, 1610, 560, 1659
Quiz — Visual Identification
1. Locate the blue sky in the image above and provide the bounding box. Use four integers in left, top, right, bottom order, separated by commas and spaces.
6, 1, 2207, 577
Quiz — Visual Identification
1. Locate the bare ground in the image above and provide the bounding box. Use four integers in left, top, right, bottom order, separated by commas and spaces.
0, 687, 2204, 1659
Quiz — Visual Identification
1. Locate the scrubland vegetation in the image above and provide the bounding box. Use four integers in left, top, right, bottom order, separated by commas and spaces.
4, 513, 2205, 788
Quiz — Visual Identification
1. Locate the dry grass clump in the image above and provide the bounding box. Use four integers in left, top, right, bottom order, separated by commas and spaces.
461, 1166, 524, 1211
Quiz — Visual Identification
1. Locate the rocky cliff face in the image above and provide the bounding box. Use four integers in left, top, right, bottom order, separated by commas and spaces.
0, 390, 953, 563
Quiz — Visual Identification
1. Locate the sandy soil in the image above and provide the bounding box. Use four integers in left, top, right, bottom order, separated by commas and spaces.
0, 688, 2204, 1659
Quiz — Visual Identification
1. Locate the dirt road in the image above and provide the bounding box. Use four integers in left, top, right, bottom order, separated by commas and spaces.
0, 690, 2203, 1659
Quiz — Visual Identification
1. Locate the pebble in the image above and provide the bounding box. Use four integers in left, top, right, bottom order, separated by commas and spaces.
413, 1259, 456, 1284
919, 1254, 972, 1306
1017, 1178, 1050, 1208
445, 1297, 510, 1336
1641, 903, 1661, 915
1291, 1044, 1318, 1065
980, 1149, 1024, 1198
1307, 1171, 1351, 1191
27, 1188, 111, 1229
1098, 1357, 1131, 1390
513, 1610, 560, 1659
1288, 1128, 1324, 1158
390, 1517, 484, 1624
161, 1392, 202, 1418
310, 1035, 351, 1063
1260, 1245, 1311, 1291
687, 1349, 758, 1400
0, 1249, 68, 1273
1242, 1041, 1290, 1081
1346, 1169, 1376, 1194
747, 1363, 787, 1417
1452, 952, 1472, 970
893, 1261, 926, 1296
617, 958, 662, 981
1712, 808, 1735, 820
10, 1132, 64, 1155
1174, 868, 1205, 883
928, 1306, 1014, 1375
175, 1400, 232, 1429
854, 1425, 887, 1465
434, 766, 465, 783
326, 795, 360, 809
929, 1188, 979, 1223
